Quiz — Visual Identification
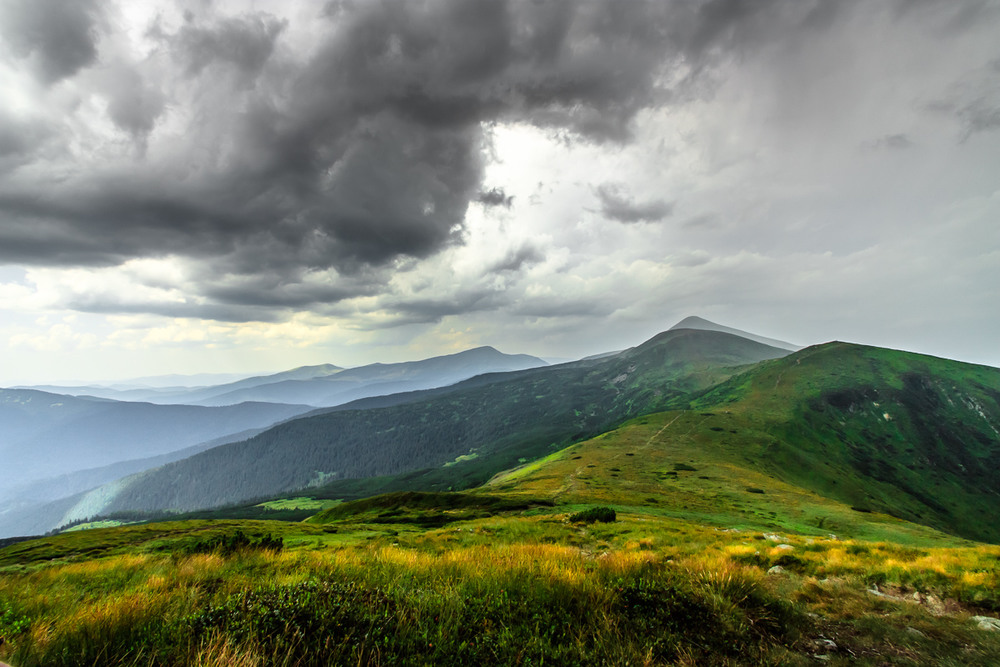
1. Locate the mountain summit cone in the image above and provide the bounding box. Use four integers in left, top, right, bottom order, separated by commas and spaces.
670, 315, 799, 351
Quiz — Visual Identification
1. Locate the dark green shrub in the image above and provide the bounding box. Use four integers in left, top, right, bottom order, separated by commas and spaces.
569, 507, 616, 524
185, 530, 283, 556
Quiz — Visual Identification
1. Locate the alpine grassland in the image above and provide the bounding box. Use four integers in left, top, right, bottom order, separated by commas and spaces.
2, 507, 999, 665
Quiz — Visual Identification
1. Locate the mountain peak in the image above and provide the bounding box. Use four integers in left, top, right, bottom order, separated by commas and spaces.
671, 315, 721, 330
669, 316, 799, 351
460, 345, 502, 356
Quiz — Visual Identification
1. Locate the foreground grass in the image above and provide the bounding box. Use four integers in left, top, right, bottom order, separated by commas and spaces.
2, 509, 1000, 666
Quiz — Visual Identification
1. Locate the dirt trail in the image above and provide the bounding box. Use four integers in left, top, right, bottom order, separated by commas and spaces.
641, 412, 684, 449
556, 412, 685, 500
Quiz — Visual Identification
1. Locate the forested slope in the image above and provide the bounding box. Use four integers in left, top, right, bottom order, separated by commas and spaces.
97, 329, 788, 513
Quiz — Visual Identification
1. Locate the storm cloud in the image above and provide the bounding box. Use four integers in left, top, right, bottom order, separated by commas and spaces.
1, 0, 999, 383
0, 0, 101, 83
0, 0, 836, 317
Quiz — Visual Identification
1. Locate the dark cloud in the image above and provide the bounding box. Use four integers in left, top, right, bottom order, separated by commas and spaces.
167, 12, 287, 84
96, 64, 167, 149
378, 289, 506, 328
476, 187, 514, 208
490, 244, 543, 273
0, 112, 51, 167
0, 0, 101, 83
0, 0, 849, 320
596, 184, 674, 224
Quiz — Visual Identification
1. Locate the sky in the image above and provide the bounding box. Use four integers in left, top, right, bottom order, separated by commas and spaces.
0, 0, 998, 385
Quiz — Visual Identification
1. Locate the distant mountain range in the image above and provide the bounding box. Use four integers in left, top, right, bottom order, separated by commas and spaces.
0, 391, 314, 485
17, 347, 546, 407
0, 345, 549, 536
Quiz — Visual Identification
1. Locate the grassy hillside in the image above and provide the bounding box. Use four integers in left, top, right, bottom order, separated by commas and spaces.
2, 479, 1000, 665
484, 411, 963, 546
89, 329, 788, 515
679, 343, 1000, 542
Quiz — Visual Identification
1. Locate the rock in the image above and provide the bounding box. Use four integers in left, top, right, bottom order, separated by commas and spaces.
818, 638, 838, 651
767, 565, 786, 575
867, 585, 888, 597
906, 626, 926, 638
775, 544, 794, 551
763, 533, 783, 542
972, 616, 1000, 631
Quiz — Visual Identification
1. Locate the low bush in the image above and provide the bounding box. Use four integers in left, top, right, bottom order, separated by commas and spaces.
569, 507, 616, 524
186, 530, 283, 556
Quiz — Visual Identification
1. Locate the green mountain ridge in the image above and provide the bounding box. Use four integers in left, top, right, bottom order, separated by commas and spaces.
682, 341, 1000, 542
76, 329, 790, 517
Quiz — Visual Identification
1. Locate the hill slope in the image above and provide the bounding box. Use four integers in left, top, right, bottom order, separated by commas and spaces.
86, 329, 789, 515
675, 342, 1000, 542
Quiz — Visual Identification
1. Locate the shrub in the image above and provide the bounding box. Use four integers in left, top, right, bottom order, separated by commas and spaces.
569, 507, 616, 524
185, 530, 283, 556
0, 600, 31, 643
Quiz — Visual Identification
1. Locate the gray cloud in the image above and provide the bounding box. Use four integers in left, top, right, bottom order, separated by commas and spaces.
923, 53, 1000, 142
489, 244, 543, 274
868, 133, 914, 150
378, 289, 507, 328
596, 184, 674, 224
95, 64, 167, 149
0, 112, 51, 168
5, 0, 749, 316
958, 100, 1000, 139
476, 187, 514, 208
166, 12, 287, 84
0, 0, 101, 83
0, 0, 969, 325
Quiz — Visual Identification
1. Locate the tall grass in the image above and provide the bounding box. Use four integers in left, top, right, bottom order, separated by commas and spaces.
2, 518, 999, 665
1, 542, 808, 666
